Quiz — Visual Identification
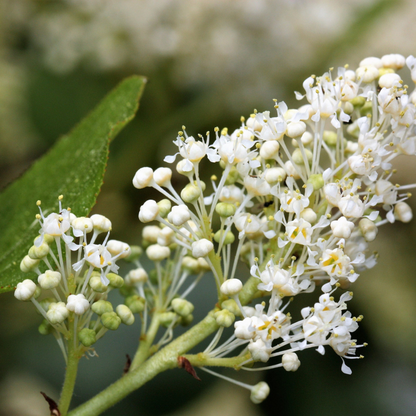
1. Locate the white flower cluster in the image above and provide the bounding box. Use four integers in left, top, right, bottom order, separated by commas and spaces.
15, 196, 134, 360
132, 54, 416, 401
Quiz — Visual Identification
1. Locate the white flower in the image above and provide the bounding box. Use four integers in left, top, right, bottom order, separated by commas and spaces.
107, 240, 131, 259
66, 294, 90, 315
320, 248, 352, 278
286, 218, 313, 245
14, 279, 37, 301
338, 195, 365, 218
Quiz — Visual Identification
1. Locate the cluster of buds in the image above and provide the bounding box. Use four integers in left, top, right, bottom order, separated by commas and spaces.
15, 196, 133, 360
132, 54, 416, 402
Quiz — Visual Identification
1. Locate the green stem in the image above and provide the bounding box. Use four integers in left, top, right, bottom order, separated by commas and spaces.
59, 316, 81, 416
183, 352, 251, 369
68, 313, 219, 416
130, 313, 160, 371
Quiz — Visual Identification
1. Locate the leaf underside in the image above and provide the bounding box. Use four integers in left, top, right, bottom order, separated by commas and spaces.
0, 75, 147, 293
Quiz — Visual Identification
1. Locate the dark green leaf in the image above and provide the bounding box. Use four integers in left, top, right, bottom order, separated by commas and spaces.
0, 75, 147, 293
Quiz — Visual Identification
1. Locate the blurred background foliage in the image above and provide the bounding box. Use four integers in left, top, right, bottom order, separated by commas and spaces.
1, 0, 416, 415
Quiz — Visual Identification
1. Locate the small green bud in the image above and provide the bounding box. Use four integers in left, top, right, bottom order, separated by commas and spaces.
171, 298, 194, 317
215, 202, 237, 218
101, 312, 121, 330
181, 256, 200, 274
149, 269, 158, 285
28, 243, 50, 260
79, 328, 97, 347
292, 148, 312, 165
349, 96, 366, 108
91, 300, 113, 316
34, 234, 54, 245
343, 101, 354, 115
181, 183, 201, 203
225, 166, 239, 185
157, 199, 172, 218
180, 314, 193, 327
124, 245, 143, 262
214, 309, 235, 327
214, 230, 235, 245
116, 304, 135, 325
307, 174, 324, 191
221, 299, 242, 317
38, 297, 56, 314
89, 274, 108, 293
159, 312, 177, 327
323, 131, 338, 146
107, 273, 124, 289
38, 319, 53, 335
125, 295, 145, 313
360, 100, 373, 116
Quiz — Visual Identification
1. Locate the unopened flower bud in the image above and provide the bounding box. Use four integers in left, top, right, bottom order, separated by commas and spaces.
176, 159, 194, 177
287, 121, 306, 138
20, 255, 40, 273
38, 297, 55, 314
356, 65, 379, 83
89, 274, 108, 293
153, 167, 172, 187
38, 270, 62, 290
250, 382, 270, 404
265, 167, 286, 184
248, 339, 271, 362
38, 319, 53, 335
214, 230, 235, 245
157, 226, 175, 246
192, 239, 214, 258
28, 243, 50, 260
215, 202, 236, 218
107, 273, 124, 288
181, 183, 201, 203
214, 309, 235, 327
72, 217, 93, 234
116, 304, 135, 325
171, 298, 194, 317
259, 141, 280, 159
395, 202, 413, 223
307, 174, 324, 191
92, 300, 113, 315
323, 130, 337, 146
90, 214, 112, 232
284, 161, 300, 179
292, 148, 312, 165
142, 225, 161, 244
198, 257, 211, 271
167, 205, 191, 226
107, 240, 131, 258
331, 216, 355, 239
220, 278, 243, 296
159, 311, 177, 327
47, 302, 69, 324
127, 268, 148, 285
157, 199, 172, 218
180, 314, 194, 326
359, 218, 378, 241
221, 299, 241, 316
125, 295, 145, 313
300, 208, 317, 224
101, 311, 121, 330
139, 200, 160, 223
67, 294, 90, 315
282, 352, 301, 371
379, 73, 401, 89
133, 167, 154, 189
146, 244, 170, 261
246, 114, 262, 131
79, 328, 97, 347
14, 279, 37, 301
381, 53, 405, 70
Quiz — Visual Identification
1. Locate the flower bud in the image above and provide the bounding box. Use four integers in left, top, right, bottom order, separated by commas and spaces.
221, 299, 241, 316
28, 243, 50, 260
47, 302, 69, 324
214, 309, 235, 327
331, 216, 355, 239
287, 121, 306, 138
159, 311, 177, 327
157, 199, 172, 218
282, 352, 301, 371
125, 295, 145, 313
176, 159, 194, 177
157, 226, 175, 246
107, 273, 124, 288
307, 174, 324, 191
300, 208, 317, 224
20, 255, 40, 273
67, 294, 90, 315
14, 279, 37, 301
181, 183, 201, 203
246, 114, 262, 131
116, 304, 135, 325
394, 202, 413, 223
292, 148, 312, 165
284, 161, 300, 179
38, 319, 53, 335
381, 53, 405, 70
127, 268, 148, 285
90, 214, 112, 233
359, 218, 378, 242
259, 141, 280, 159
72, 217, 93, 234
79, 328, 97, 347
356, 65, 379, 83
323, 130, 337, 146
107, 240, 131, 259
192, 239, 214, 258
38, 297, 56, 314
153, 167, 172, 187
248, 339, 271, 362
215, 202, 237, 218
146, 244, 170, 261
139, 200, 160, 223
265, 167, 286, 184
89, 274, 108, 293
250, 382, 270, 404
180, 314, 194, 327
180, 256, 199, 274
379, 73, 401, 89
171, 298, 194, 317
225, 166, 240, 185
220, 279, 243, 296
133, 167, 154, 189
167, 205, 191, 226
38, 270, 62, 290
91, 300, 113, 315
214, 230, 235, 245
198, 257, 211, 271
101, 311, 121, 330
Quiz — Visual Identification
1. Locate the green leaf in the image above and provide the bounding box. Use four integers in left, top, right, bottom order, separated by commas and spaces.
0, 75, 147, 293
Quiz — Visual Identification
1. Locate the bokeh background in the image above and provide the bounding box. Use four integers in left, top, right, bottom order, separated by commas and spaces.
1, 0, 416, 415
